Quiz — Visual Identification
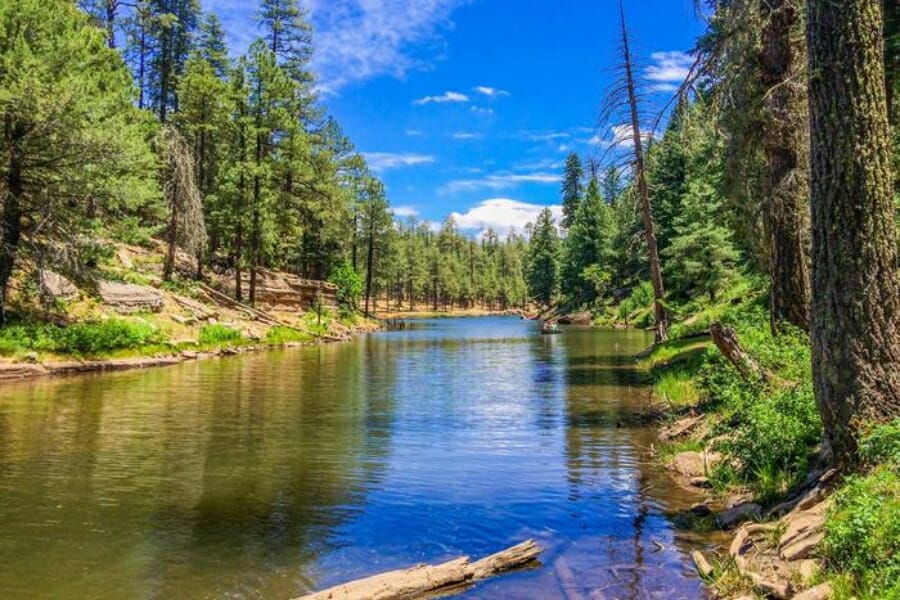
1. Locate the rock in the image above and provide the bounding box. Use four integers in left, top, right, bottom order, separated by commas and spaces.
749, 571, 791, 599
691, 550, 714, 578
558, 312, 592, 326
717, 502, 762, 530
180, 350, 198, 360
671, 451, 721, 477
171, 314, 197, 325
690, 476, 713, 488
793, 582, 832, 600
0, 363, 48, 380
22, 351, 39, 364
790, 559, 821, 586
779, 501, 827, 561
39, 270, 79, 303
98, 280, 164, 313
116, 248, 134, 269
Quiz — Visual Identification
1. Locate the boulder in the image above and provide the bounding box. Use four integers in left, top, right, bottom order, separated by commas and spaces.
98, 280, 164, 313
39, 270, 79, 303
793, 582, 832, 600
670, 450, 721, 477
558, 312, 592, 326
779, 501, 828, 561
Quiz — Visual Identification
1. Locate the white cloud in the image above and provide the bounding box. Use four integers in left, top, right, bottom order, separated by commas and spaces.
442, 172, 559, 194
451, 199, 563, 236
452, 132, 482, 140
470, 106, 494, 115
309, 0, 470, 94
392, 205, 419, 217
557, 144, 570, 153
405, 129, 425, 136
473, 86, 510, 98
413, 91, 470, 105
518, 131, 571, 142
646, 51, 693, 93
204, 0, 470, 94
362, 152, 435, 171
588, 124, 654, 149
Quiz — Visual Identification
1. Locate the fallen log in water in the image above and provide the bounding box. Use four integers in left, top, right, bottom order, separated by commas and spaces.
293, 539, 542, 600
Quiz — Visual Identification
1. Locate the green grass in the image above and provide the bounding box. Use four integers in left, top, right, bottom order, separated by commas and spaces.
0, 319, 165, 358
198, 324, 243, 345
264, 326, 313, 345
653, 369, 702, 408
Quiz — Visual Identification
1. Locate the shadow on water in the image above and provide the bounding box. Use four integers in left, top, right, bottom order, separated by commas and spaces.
0, 317, 712, 599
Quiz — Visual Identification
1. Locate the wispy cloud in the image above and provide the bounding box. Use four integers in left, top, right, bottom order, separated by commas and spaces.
518, 131, 571, 142
646, 51, 693, 92
392, 205, 420, 217
414, 91, 470, 105
452, 132, 482, 140
405, 129, 425, 137
442, 172, 559, 194
204, 0, 470, 94
589, 124, 655, 149
452, 199, 563, 236
470, 106, 494, 115
363, 152, 435, 171
473, 86, 510, 98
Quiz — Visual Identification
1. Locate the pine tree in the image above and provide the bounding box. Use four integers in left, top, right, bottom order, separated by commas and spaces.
146, 0, 201, 122
563, 176, 616, 302
527, 209, 560, 307
807, 0, 900, 466
663, 177, 740, 302
196, 12, 229, 78
0, 0, 156, 320
560, 152, 584, 230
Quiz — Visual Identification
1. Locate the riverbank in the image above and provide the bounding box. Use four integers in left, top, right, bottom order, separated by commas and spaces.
371, 307, 526, 320
639, 291, 899, 600
0, 241, 380, 383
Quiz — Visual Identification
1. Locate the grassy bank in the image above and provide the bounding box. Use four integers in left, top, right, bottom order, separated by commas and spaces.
637, 283, 899, 599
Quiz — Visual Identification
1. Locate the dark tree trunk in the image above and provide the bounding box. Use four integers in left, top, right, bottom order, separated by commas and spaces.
760, 0, 812, 334
163, 191, 177, 281
105, 0, 117, 49
619, 4, 667, 342
807, 0, 900, 467
364, 214, 376, 316
0, 122, 25, 324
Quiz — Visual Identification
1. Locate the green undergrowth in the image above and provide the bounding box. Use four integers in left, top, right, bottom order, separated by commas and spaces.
265, 326, 313, 344
197, 324, 245, 346
0, 318, 165, 358
647, 289, 900, 599
823, 420, 900, 600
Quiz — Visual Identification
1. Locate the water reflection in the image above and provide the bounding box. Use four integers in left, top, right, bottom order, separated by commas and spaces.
0, 318, 708, 599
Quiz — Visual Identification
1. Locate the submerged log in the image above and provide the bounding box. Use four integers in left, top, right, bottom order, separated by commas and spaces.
294, 540, 542, 600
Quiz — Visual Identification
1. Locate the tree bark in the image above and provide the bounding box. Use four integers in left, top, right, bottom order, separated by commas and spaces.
759, 0, 812, 334
807, 0, 900, 466
619, 3, 667, 343
0, 120, 25, 324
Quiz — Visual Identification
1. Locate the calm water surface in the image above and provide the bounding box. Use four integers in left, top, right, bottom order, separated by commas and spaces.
0, 317, 710, 599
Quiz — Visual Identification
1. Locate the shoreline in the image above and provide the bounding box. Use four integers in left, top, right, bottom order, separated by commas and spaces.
0, 330, 368, 385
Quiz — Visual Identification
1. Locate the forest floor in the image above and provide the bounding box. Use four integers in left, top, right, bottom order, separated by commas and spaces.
0, 241, 380, 383
623, 278, 899, 600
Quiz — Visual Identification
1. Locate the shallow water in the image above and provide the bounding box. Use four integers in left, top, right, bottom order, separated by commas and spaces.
0, 317, 710, 599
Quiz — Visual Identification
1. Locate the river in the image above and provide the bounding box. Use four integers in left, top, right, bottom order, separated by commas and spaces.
0, 316, 709, 599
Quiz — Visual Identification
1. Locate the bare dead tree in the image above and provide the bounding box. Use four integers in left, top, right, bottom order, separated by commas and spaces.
157, 126, 206, 281
598, 1, 668, 342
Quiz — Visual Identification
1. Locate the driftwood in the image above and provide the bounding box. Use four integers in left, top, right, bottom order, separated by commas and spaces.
709, 321, 769, 382
294, 540, 542, 600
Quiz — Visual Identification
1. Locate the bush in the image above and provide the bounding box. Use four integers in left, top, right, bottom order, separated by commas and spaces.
329, 263, 362, 316
859, 418, 900, 467
824, 466, 900, 599
198, 324, 243, 345
0, 319, 163, 356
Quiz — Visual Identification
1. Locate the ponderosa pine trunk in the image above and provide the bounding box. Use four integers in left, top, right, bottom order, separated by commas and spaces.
0, 120, 25, 324
807, 0, 900, 466
760, 0, 812, 334
619, 4, 667, 342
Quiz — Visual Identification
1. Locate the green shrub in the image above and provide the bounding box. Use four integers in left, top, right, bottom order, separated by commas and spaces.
859, 418, 900, 467
329, 263, 362, 316
824, 466, 900, 599
198, 324, 243, 345
0, 319, 163, 356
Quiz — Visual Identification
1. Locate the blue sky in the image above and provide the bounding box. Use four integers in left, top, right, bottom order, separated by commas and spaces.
205, 0, 703, 235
